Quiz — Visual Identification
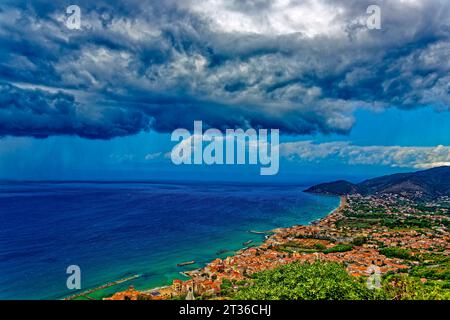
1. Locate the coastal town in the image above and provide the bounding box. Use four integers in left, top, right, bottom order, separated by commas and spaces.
105, 193, 450, 300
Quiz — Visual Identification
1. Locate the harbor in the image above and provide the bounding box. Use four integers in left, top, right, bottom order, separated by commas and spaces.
177, 261, 196, 267
64, 274, 140, 300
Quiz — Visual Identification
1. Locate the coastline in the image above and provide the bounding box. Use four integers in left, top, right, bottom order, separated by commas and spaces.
74, 191, 450, 300
2, 182, 340, 300
98, 195, 343, 300
181, 196, 346, 281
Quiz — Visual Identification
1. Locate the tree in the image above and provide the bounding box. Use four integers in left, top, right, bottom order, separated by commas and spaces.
234, 262, 372, 300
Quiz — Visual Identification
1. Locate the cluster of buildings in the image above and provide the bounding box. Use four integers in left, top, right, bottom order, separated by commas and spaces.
104, 286, 145, 300
345, 194, 450, 252
371, 229, 449, 251
106, 194, 449, 300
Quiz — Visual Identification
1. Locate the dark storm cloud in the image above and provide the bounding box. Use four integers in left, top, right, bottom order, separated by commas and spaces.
0, 0, 449, 139
0, 83, 150, 138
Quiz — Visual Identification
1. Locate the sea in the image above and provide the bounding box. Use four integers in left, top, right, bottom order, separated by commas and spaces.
0, 181, 339, 300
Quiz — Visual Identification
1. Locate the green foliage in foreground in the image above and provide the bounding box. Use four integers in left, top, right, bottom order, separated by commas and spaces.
234, 262, 371, 300
411, 262, 450, 282
380, 274, 450, 300
233, 262, 450, 300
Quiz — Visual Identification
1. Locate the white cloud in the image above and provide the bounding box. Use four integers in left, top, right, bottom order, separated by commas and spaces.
186, 0, 346, 37
280, 141, 450, 169
144, 152, 162, 161
109, 153, 135, 163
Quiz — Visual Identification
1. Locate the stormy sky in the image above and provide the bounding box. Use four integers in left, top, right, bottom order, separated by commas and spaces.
0, 0, 449, 179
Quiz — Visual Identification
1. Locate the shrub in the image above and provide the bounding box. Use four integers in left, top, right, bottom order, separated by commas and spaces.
379, 247, 415, 260
314, 243, 326, 250
352, 236, 368, 246
234, 262, 373, 300
323, 244, 353, 254
233, 262, 450, 300
221, 278, 232, 290
376, 274, 450, 300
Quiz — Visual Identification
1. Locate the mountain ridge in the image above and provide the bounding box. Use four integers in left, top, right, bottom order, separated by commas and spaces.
304, 166, 450, 200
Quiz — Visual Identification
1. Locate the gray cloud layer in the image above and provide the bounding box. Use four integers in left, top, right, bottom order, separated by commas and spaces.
0, 0, 449, 138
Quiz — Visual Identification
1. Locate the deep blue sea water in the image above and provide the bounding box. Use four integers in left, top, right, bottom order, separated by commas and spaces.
0, 181, 339, 300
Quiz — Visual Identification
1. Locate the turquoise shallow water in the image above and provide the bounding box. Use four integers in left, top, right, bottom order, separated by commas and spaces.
0, 181, 339, 299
